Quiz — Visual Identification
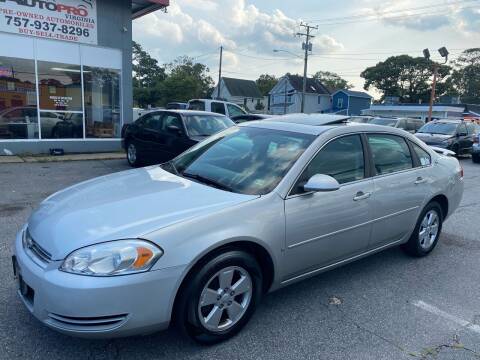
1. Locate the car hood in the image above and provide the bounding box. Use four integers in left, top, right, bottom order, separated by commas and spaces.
27, 166, 257, 259
415, 133, 454, 144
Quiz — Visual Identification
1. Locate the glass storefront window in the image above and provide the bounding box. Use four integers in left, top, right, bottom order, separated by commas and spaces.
83, 66, 121, 138
37, 61, 83, 138
0, 56, 38, 139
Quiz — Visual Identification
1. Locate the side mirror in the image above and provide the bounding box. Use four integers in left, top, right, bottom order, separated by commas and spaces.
303, 174, 340, 193
167, 125, 183, 135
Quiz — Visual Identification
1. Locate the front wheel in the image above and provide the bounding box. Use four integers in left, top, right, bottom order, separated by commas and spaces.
176, 250, 263, 344
126, 142, 141, 167
402, 202, 443, 257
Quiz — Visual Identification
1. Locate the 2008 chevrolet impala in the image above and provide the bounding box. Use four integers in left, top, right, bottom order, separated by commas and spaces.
13, 114, 463, 343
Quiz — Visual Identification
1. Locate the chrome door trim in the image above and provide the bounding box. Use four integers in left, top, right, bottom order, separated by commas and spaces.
287, 205, 419, 249
282, 239, 404, 284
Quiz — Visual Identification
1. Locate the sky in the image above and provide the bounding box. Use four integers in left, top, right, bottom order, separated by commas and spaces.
133, 0, 480, 98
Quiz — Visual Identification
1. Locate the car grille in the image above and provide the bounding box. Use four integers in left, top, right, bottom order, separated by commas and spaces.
24, 229, 52, 263
46, 313, 128, 332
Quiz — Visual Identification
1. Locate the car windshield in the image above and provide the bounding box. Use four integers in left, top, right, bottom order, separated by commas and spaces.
168, 126, 315, 195
418, 122, 457, 135
370, 118, 398, 127
184, 115, 234, 136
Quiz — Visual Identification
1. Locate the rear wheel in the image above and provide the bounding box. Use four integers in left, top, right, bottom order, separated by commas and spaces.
126, 142, 141, 167
402, 202, 443, 257
175, 250, 263, 344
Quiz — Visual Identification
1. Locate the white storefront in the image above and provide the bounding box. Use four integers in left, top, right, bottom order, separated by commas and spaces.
0, 0, 169, 154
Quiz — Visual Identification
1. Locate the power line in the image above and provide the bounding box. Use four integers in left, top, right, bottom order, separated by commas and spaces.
305, 0, 478, 24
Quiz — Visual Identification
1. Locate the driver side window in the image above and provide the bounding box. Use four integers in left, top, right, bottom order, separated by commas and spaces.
291, 135, 365, 195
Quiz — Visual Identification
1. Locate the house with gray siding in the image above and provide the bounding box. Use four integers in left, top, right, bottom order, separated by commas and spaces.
268, 75, 331, 115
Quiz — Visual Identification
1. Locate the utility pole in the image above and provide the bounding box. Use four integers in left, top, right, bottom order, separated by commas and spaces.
297, 23, 317, 113
427, 64, 438, 123
217, 45, 223, 99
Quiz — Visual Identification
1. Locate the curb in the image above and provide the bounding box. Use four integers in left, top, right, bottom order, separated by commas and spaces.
0, 153, 126, 163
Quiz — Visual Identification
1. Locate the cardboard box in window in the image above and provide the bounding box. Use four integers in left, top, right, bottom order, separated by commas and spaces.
93, 122, 114, 138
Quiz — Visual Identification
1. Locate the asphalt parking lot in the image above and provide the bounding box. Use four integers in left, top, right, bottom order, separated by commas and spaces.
1, 158, 479, 360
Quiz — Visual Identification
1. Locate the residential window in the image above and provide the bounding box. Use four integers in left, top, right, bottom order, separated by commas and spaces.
83, 66, 121, 138
367, 134, 413, 175
0, 56, 38, 139
337, 98, 344, 108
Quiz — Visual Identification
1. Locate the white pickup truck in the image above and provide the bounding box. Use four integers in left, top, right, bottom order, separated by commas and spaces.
188, 99, 248, 119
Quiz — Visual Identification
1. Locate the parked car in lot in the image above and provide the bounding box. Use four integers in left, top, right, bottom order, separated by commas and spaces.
231, 114, 274, 123
415, 119, 476, 155
13, 114, 463, 343
188, 99, 248, 118
122, 110, 234, 166
348, 116, 374, 124
369, 117, 425, 133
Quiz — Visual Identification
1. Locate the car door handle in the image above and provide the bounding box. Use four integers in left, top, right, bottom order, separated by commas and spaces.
353, 191, 371, 201
415, 177, 427, 184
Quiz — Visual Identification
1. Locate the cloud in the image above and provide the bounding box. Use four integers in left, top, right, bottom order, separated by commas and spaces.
133, 0, 344, 65
359, 0, 479, 32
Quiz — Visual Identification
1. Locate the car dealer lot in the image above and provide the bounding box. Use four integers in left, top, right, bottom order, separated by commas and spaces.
0, 158, 479, 359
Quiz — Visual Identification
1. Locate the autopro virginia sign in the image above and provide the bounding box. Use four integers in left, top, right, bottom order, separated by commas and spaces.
0, 0, 97, 44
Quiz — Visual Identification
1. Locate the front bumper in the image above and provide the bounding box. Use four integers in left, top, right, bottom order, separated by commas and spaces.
13, 228, 186, 338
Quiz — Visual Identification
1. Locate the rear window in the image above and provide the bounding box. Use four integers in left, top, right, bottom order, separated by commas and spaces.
211, 102, 226, 115
184, 115, 234, 136
188, 101, 205, 111
370, 118, 398, 127
418, 122, 457, 135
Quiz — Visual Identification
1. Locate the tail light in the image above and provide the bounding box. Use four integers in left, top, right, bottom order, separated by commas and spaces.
459, 164, 464, 179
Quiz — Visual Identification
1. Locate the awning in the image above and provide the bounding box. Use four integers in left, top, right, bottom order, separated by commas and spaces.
132, 0, 169, 19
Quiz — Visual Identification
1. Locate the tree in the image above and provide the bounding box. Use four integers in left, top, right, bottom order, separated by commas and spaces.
451, 48, 480, 104
256, 74, 277, 96
132, 41, 166, 107
360, 55, 451, 103
159, 56, 214, 104
313, 71, 353, 91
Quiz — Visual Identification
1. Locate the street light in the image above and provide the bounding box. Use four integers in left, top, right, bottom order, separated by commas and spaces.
273, 49, 302, 58
423, 46, 449, 122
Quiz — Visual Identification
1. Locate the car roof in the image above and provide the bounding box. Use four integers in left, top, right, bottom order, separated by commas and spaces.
241, 113, 414, 136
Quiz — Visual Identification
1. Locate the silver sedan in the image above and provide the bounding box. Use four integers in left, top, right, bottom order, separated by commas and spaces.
13, 114, 464, 343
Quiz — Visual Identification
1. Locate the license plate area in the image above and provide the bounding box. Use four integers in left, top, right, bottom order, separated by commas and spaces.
12, 256, 35, 307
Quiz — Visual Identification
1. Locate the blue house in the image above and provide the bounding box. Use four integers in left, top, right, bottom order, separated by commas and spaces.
331, 90, 372, 116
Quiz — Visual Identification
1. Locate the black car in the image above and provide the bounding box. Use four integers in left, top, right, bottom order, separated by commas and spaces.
415, 119, 476, 155
122, 110, 235, 167
230, 114, 274, 124
166, 102, 188, 110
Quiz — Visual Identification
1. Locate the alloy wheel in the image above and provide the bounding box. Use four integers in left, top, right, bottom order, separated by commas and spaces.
418, 210, 439, 250
197, 266, 252, 332
127, 143, 137, 164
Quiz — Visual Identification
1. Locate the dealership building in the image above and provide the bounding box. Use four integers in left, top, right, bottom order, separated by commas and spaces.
0, 0, 169, 154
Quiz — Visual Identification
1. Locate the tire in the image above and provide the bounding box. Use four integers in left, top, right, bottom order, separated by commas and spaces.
473, 153, 480, 164
126, 141, 141, 167
175, 250, 263, 344
451, 144, 460, 157
402, 201, 443, 257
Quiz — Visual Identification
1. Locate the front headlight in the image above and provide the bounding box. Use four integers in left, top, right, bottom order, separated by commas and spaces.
60, 239, 163, 276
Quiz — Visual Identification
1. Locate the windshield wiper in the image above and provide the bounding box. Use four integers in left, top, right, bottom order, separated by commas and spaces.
182, 172, 234, 192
